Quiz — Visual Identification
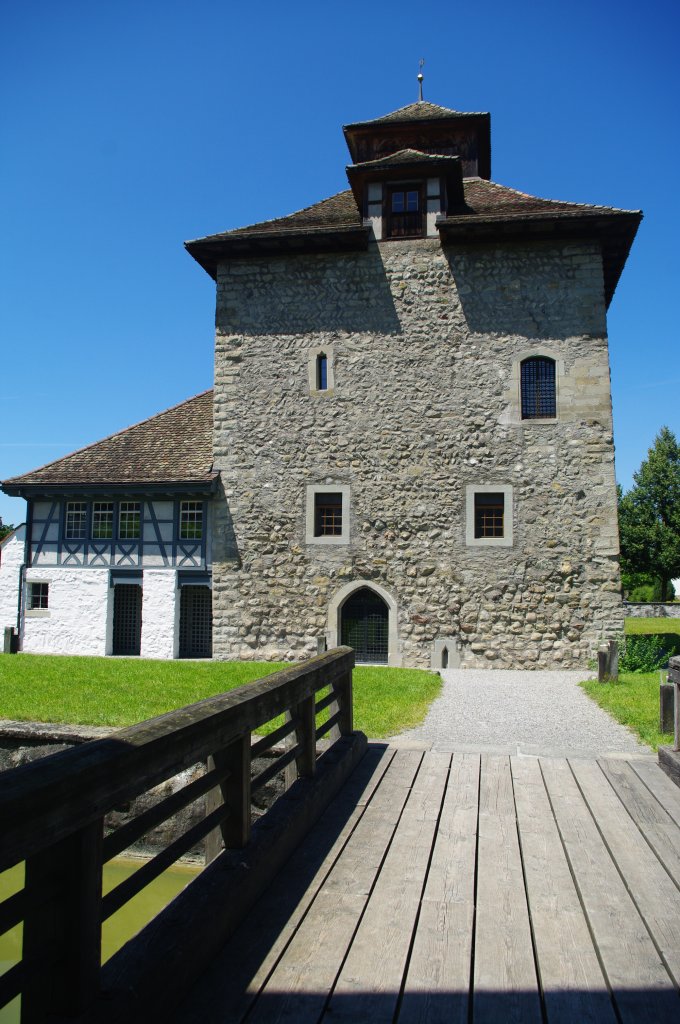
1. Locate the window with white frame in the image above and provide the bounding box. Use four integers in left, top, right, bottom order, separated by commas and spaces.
180, 501, 203, 540
92, 502, 114, 540
65, 502, 87, 540
119, 502, 141, 540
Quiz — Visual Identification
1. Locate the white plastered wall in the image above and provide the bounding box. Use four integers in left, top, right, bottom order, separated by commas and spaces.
140, 569, 179, 659
0, 526, 25, 633
23, 567, 111, 655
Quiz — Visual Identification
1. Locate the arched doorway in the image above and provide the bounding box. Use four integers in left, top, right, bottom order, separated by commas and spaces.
340, 587, 389, 665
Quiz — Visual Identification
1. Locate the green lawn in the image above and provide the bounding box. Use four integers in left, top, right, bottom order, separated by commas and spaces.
625, 617, 680, 635
580, 671, 673, 750
0, 654, 441, 740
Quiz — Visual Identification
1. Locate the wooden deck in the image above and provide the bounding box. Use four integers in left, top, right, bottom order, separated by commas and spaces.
174, 744, 680, 1024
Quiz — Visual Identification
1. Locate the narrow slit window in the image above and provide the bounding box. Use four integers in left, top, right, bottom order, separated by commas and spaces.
316, 353, 328, 391
474, 492, 504, 538
314, 492, 343, 537
521, 357, 556, 419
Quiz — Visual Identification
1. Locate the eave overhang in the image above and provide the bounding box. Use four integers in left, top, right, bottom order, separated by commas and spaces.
436, 209, 642, 308
185, 224, 370, 279
346, 153, 464, 210
1, 475, 220, 500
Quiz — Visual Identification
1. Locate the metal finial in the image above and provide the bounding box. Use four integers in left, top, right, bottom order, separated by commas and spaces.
417, 58, 424, 101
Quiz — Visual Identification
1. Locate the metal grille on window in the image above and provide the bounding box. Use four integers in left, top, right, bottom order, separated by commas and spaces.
180, 501, 203, 540
521, 357, 556, 419
474, 493, 504, 538
65, 502, 87, 539
92, 502, 113, 539
340, 587, 388, 665
314, 493, 342, 536
112, 584, 142, 656
179, 586, 213, 659
119, 502, 141, 540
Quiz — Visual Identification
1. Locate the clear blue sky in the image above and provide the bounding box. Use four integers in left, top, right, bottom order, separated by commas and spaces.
1, 0, 678, 527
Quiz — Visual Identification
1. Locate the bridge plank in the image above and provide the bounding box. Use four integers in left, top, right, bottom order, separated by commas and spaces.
472, 754, 542, 1024
599, 758, 680, 882
571, 758, 680, 989
511, 756, 616, 1024
630, 758, 680, 830
319, 751, 450, 1023
540, 757, 678, 1023
398, 752, 479, 1024
243, 747, 425, 1024
172, 743, 396, 1024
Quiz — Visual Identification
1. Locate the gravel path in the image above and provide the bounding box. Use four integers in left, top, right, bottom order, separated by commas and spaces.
391, 669, 652, 758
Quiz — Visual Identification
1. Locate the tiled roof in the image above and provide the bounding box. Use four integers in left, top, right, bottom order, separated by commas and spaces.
344, 101, 487, 128
348, 149, 461, 170
187, 192, 362, 245
2, 391, 215, 490
457, 178, 638, 220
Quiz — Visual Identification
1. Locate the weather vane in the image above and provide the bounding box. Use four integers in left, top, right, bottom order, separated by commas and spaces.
417, 58, 425, 101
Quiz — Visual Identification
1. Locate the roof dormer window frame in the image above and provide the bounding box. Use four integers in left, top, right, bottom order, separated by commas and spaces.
384, 181, 426, 240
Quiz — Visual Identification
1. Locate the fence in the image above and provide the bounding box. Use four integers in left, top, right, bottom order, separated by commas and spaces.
0, 646, 359, 1023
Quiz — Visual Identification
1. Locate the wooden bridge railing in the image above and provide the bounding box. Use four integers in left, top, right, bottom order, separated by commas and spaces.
669, 656, 680, 752
0, 647, 357, 1023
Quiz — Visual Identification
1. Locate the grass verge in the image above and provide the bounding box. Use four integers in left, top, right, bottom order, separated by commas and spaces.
580, 671, 672, 751
625, 617, 680, 635
0, 653, 441, 739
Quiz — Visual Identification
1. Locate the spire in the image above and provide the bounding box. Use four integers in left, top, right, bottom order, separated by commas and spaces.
417, 58, 424, 102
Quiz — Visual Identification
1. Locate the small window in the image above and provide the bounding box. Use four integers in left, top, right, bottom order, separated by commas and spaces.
65, 502, 87, 540
180, 501, 203, 540
92, 502, 114, 540
29, 582, 49, 610
521, 357, 556, 419
474, 493, 504, 538
386, 184, 423, 239
314, 493, 343, 537
316, 353, 328, 391
119, 502, 141, 540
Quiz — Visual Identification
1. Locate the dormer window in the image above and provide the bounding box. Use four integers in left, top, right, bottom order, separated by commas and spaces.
385, 184, 423, 238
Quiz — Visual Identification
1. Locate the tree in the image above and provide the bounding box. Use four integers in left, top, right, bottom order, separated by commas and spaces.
618, 427, 680, 601
0, 518, 15, 542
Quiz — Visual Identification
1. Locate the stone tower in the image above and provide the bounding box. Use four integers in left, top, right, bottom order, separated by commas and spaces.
186, 99, 641, 669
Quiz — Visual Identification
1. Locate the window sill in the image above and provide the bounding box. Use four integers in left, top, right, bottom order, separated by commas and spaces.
26, 609, 50, 618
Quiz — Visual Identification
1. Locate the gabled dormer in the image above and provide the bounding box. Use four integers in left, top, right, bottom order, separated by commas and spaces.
343, 100, 489, 240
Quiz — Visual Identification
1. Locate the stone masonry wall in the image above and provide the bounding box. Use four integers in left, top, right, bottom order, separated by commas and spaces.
211, 238, 623, 669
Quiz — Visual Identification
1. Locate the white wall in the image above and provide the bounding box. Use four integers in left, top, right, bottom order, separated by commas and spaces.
140, 569, 179, 659
23, 567, 111, 655
0, 526, 25, 634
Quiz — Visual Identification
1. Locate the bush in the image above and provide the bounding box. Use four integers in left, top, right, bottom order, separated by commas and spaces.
618, 632, 680, 672
622, 571, 675, 602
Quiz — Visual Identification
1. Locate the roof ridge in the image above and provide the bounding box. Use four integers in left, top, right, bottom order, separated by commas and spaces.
2, 389, 213, 485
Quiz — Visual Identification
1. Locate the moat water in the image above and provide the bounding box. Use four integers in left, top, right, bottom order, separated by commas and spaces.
0, 857, 201, 1023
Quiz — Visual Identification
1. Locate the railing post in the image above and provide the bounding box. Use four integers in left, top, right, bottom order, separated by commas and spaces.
205, 734, 251, 863
284, 695, 316, 789
21, 820, 103, 1023
329, 666, 353, 742
671, 657, 680, 752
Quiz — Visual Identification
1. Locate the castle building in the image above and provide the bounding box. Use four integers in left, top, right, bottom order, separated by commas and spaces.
1, 98, 641, 668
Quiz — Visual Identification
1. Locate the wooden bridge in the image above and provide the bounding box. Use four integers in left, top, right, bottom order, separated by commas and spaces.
1, 649, 680, 1023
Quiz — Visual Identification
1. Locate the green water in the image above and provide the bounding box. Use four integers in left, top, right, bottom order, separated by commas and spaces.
0, 857, 200, 1023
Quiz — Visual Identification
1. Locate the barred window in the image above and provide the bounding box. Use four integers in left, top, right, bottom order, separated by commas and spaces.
314, 493, 343, 537
92, 502, 114, 540
180, 501, 203, 540
65, 502, 87, 540
521, 357, 556, 419
119, 502, 141, 540
474, 492, 504, 538
29, 582, 49, 609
